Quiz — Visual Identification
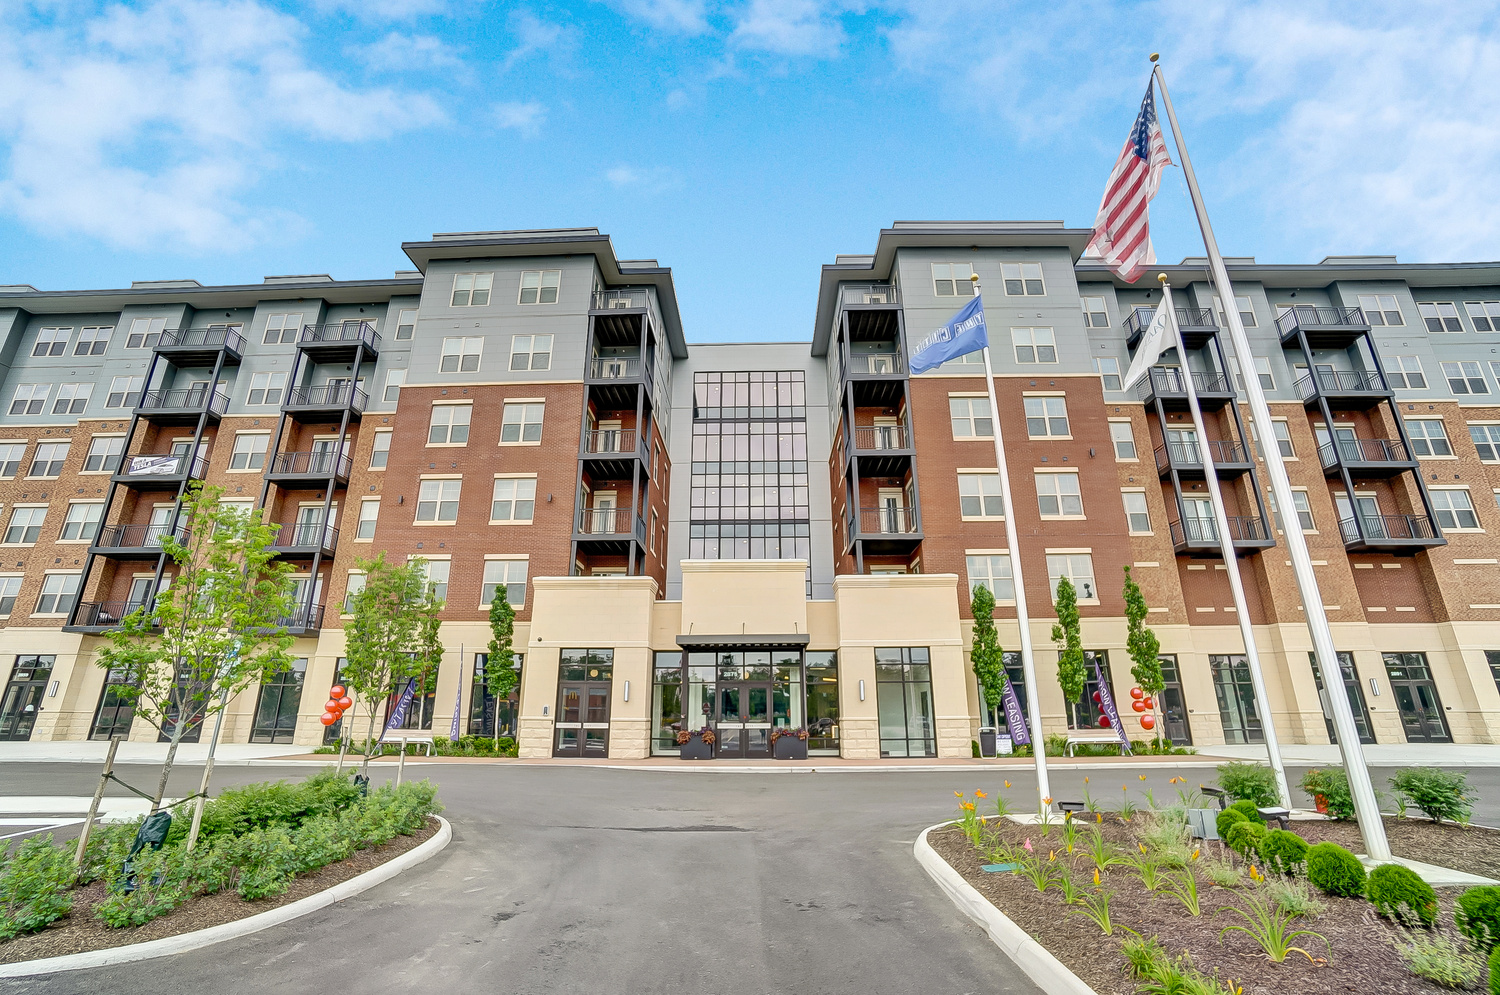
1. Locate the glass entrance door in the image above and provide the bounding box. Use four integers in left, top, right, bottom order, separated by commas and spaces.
1383, 652, 1451, 743
1310, 651, 1374, 744
554, 650, 613, 757
0, 656, 53, 741
250, 658, 307, 743
91, 667, 136, 740
1157, 656, 1193, 746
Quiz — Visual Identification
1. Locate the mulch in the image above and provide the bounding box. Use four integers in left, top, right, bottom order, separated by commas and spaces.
0, 816, 440, 966
1296, 816, 1500, 881
929, 816, 1483, 995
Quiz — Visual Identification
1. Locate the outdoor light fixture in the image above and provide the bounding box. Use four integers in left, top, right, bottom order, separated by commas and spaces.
858, 679, 865, 701
623, 680, 630, 702
1369, 678, 1381, 696
542, 705, 549, 716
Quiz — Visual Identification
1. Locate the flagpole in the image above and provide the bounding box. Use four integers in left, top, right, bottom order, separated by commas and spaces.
972, 275, 1051, 811
1157, 277, 1287, 803
1151, 57, 1389, 856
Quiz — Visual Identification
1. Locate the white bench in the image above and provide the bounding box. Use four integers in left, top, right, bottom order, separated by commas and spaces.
392, 735, 435, 757
1063, 733, 1126, 757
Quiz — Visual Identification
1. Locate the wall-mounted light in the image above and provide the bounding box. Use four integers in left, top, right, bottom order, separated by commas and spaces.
623, 680, 631, 702
47, 681, 58, 698
1369, 677, 1380, 696
543, 705, 550, 716
859, 679, 866, 701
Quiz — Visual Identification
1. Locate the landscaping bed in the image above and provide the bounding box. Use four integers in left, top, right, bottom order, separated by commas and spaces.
1296, 817, 1500, 881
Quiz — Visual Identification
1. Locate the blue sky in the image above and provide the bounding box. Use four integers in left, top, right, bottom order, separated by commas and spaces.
2, 1, 1497, 342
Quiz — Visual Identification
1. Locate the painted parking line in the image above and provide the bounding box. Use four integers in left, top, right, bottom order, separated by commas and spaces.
0, 819, 84, 840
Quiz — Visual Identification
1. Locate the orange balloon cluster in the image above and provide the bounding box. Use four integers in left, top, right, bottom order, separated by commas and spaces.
319, 684, 352, 726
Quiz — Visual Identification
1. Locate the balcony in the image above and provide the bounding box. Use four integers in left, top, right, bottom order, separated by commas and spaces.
592, 289, 650, 311
1339, 514, 1443, 553
1317, 438, 1418, 478
1296, 369, 1391, 410
1124, 306, 1218, 350
1277, 305, 1370, 348
580, 429, 649, 479
67, 600, 159, 634
268, 523, 338, 559
841, 284, 901, 343
840, 284, 900, 308
283, 383, 367, 421
265, 450, 352, 486
155, 326, 245, 366
297, 321, 380, 361
1136, 367, 1235, 411
576, 509, 645, 539
135, 386, 230, 425
854, 425, 909, 451
90, 523, 190, 559
587, 356, 643, 382
111, 452, 209, 490
850, 424, 911, 476
277, 603, 325, 635
1154, 439, 1253, 479
1169, 516, 1276, 556
845, 352, 905, 378
856, 506, 920, 536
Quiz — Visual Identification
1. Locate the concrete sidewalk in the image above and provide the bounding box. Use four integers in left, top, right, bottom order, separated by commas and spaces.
1206, 742, 1500, 767
0, 742, 308, 765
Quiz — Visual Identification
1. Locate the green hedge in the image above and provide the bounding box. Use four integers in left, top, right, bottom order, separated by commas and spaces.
1306, 842, 1366, 898
1368, 863, 1439, 926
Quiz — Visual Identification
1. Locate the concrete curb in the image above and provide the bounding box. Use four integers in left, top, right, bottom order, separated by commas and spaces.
914, 820, 1098, 995
0, 816, 453, 979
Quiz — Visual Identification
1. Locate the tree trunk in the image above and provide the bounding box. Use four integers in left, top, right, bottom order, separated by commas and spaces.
153, 710, 185, 813
359, 706, 380, 778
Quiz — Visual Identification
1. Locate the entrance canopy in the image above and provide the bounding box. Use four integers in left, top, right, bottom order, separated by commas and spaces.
675, 634, 810, 650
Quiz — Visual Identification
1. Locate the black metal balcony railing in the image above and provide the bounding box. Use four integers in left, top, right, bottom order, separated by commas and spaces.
277, 604, 325, 631
1136, 367, 1232, 401
859, 506, 919, 535
93, 523, 190, 550
1170, 516, 1271, 546
137, 386, 230, 416
588, 357, 642, 379
72, 599, 156, 629
846, 353, 906, 376
1338, 514, 1439, 545
840, 284, 900, 307
1123, 305, 1217, 339
119, 452, 210, 479
1317, 438, 1411, 469
285, 383, 368, 411
157, 326, 247, 353
854, 425, 909, 450
1153, 439, 1250, 472
299, 321, 380, 349
269, 450, 352, 478
274, 524, 338, 550
1275, 305, 1367, 336
576, 509, 639, 536
584, 429, 638, 455
593, 289, 650, 310
1295, 369, 1388, 400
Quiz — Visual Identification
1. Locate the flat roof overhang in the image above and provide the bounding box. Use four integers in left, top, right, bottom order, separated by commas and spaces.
675, 634, 812, 649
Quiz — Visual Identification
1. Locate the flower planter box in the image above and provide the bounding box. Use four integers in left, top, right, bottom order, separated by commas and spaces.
773, 736, 808, 760
1314, 793, 1329, 815
679, 735, 714, 760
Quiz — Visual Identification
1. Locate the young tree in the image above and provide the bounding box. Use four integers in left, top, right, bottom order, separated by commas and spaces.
341, 554, 445, 777
1123, 565, 1165, 745
1050, 576, 1086, 727
968, 584, 1006, 722
96, 483, 297, 810
484, 583, 518, 751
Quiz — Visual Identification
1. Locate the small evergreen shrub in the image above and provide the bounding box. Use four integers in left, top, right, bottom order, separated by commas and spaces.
1368, 864, 1439, 926
1490, 944, 1500, 995
1456, 886, 1500, 953
1225, 821, 1267, 860
1215, 807, 1248, 840
0, 835, 74, 939
1258, 829, 1310, 875
1306, 842, 1366, 897
1391, 768, 1474, 825
1228, 799, 1266, 824
1216, 762, 1279, 807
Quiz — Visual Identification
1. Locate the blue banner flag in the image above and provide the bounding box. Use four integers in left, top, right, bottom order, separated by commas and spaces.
379, 678, 418, 743
909, 295, 988, 374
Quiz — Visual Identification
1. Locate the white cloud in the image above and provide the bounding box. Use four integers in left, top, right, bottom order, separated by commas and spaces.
308, 0, 451, 21
493, 101, 547, 134
729, 0, 857, 56
357, 32, 461, 72
503, 10, 575, 71
603, 0, 711, 34
604, 163, 679, 190
0, 0, 445, 249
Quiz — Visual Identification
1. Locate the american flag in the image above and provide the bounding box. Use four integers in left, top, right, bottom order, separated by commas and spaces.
1085, 80, 1174, 283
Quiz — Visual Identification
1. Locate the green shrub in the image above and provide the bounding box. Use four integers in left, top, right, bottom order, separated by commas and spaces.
1306, 842, 1366, 897
1368, 864, 1439, 926
233, 826, 299, 901
1264, 877, 1327, 918
1228, 799, 1266, 824
1300, 767, 1357, 821
1456, 886, 1500, 953
1216, 762, 1279, 807
1258, 829, 1310, 875
78, 820, 142, 885
1392, 768, 1474, 825
197, 769, 362, 841
1397, 932, 1483, 989
0, 835, 74, 939
180, 836, 236, 896
1225, 821, 1267, 860
291, 815, 353, 874
1215, 807, 1248, 840
95, 847, 188, 928
1490, 944, 1500, 995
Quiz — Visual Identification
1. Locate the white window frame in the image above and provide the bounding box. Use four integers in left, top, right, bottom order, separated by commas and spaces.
342, 571, 367, 615
930, 262, 975, 297
1357, 294, 1403, 326
518, 270, 561, 305
0, 442, 26, 479
262, 312, 304, 345
9, 384, 51, 416
1407, 418, 1453, 458
246, 371, 287, 406
59, 501, 103, 543
1430, 487, 1482, 531
964, 551, 1014, 603
500, 401, 545, 445
74, 325, 112, 356
383, 369, 406, 402
1034, 470, 1084, 519
1011, 327, 1057, 364
106, 376, 144, 409
1442, 361, 1489, 395
369, 429, 392, 469
1470, 422, 1500, 463
1022, 395, 1070, 439
29, 441, 69, 478
1214, 295, 1257, 328
52, 383, 92, 415
450, 272, 494, 307
83, 435, 123, 474
1272, 418, 1295, 459
229, 432, 270, 472
125, 317, 166, 349
948, 395, 992, 439
414, 556, 451, 601
1122, 489, 1151, 534
1385, 355, 1426, 390
1093, 356, 1121, 391
481, 557, 529, 607
32, 327, 70, 357
509, 334, 553, 372
957, 471, 1005, 521
1001, 262, 1045, 296
1464, 301, 1500, 332
415, 478, 462, 524
1080, 296, 1109, 328
1108, 420, 1137, 461
427, 403, 473, 446
440, 336, 484, 373
0, 575, 22, 616
1046, 552, 1098, 603
355, 499, 379, 541
4, 505, 48, 545
33, 572, 80, 616
1418, 301, 1463, 333
490, 475, 538, 525
395, 308, 417, 340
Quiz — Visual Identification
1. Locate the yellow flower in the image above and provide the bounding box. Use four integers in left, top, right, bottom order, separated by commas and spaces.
1095, 813, 1103, 823
1048, 850, 1056, 862
976, 789, 987, 799
1043, 797, 1053, 805
1139, 774, 1147, 781
954, 790, 964, 798
961, 802, 976, 811
1084, 776, 1090, 784
1093, 869, 1100, 886
1004, 780, 1012, 789
1191, 848, 1200, 861
1138, 843, 1147, 854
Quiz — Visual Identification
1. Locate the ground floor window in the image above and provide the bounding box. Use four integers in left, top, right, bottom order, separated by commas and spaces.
470, 652, 523, 739
1309, 651, 1374, 744
875, 647, 935, 758
1211, 654, 1263, 744
1156, 656, 1193, 746
250, 658, 307, 743
90, 666, 136, 741
385, 669, 437, 731
0, 655, 53, 742
805, 651, 839, 755
977, 651, 1027, 738
1487, 650, 1500, 698
1069, 650, 1115, 730
157, 665, 205, 744
324, 660, 346, 745
652, 651, 684, 755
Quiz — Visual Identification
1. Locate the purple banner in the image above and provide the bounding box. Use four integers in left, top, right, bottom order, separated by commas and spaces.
379, 678, 418, 742
1093, 657, 1132, 754
450, 670, 462, 740
1000, 678, 1030, 746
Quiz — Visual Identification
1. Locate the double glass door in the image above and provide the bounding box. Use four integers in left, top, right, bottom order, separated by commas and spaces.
716, 680, 773, 758
0, 656, 53, 741
554, 650, 613, 757
1383, 653, 1451, 743
250, 659, 307, 743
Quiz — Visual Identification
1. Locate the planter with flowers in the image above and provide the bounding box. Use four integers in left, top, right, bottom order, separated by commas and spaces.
678, 727, 715, 760
771, 727, 810, 760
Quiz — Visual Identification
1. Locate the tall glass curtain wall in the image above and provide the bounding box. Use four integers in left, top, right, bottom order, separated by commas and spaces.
689, 372, 812, 594
876, 647, 935, 757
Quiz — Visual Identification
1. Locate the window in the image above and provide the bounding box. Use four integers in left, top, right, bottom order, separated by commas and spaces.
52, 383, 92, 415
1023, 396, 1069, 438
1379, 355, 1422, 389
84, 436, 123, 473
1407, 419, 1452, 457
1080, 296, 1109, 328
369, 430, 392, 469
262, 313, 303, 345
5, 507, 46, 544
949, 397, 992, 438
450, 272, 493, 307
0, 577, 20, 615
1035, 472, 1083, 518
247, 372, 287, 405
490, 478, 537, 523
1357, 294, 1403, 325
342, 572, 366, 614
957, 473, 1004, 519
874, 647, 936, 757
1250, 356, 1274, 391
383, 369, 405, 402
482, 559, 528, 606
229, 433, 269, 470
356, 500, 379, 540
416, 479, 461, 523
30, 442, 68, 477
508, 334, 552, 371
34, 574, 79, 615
965, 554, 1014, 601
1465, 301, 1500, 331
1419, 302, 1463, 332
1212, 655, 1264, 744
518, 270, 561, 304
106, 376, 143, 408
1011, 327, 1057, 364
125, 317, 166, 349
1094, 356, 1122, 391
32, 327, 69, 357
1122, 491, 1151, 533
419, 559, 450, 601
1002, 262, 1045, 296
1471, 424, 1500, 462
428, 404, 472, 445
501, 402, 545, 443
931, 262, 975, 297
60, 503, 102, 541
440, 337, 483, 373
1271, 420, 1294, 458
1109, 421, 1137, 460
1214, 295, 1257, 327
1443, 361, 1489, 394
1046, 553, 1097, 601
74, 326, 111, 355
9, 384, 50, 415
395, 308, 416, 340
1290, 491, 1315, 532
0, 443, 24, 478
1431, 489, 1480, 530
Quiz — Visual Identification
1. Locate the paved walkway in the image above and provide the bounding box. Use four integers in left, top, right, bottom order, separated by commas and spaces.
0, 742, 307, 765
1206, 742, 1500, 767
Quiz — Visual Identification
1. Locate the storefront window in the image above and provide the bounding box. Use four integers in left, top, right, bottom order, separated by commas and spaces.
652, 651, 683, 755
977, 651, 1027, 736
805, 651, 839, 754
773, 650, 803, 734
875, 647, 935, 757
1069, 650, 1116, 730
471, 652, 523, 738
1212, 654, 1264, 744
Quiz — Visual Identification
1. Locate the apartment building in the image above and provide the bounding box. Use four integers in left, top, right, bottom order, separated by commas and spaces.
1, 222, 1499, 759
